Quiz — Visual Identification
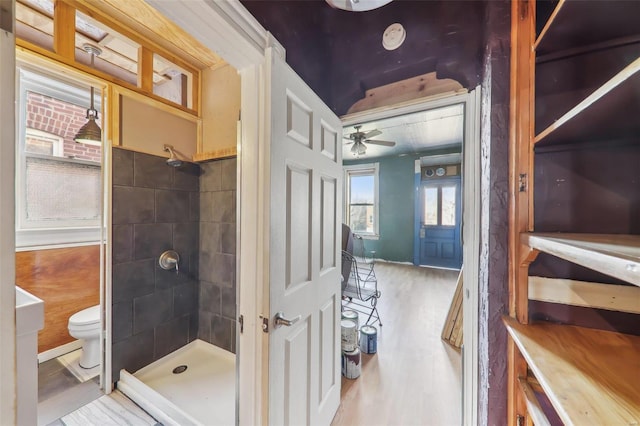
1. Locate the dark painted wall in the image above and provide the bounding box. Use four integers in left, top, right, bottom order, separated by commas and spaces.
344, 147, 460, 263
198, 159, 237, 353
478, 1, 511, 424
241, 0, 483, 116
528, 141, 640, 336
111, 148, 200, 382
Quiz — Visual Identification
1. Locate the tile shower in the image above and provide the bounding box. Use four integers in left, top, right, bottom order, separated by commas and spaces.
111, 147, 237, 382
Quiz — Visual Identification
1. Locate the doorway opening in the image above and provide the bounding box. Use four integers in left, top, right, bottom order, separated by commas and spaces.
337, 89, 480, 424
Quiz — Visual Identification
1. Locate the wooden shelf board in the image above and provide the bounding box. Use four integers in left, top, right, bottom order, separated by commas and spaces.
534, 57, 640, 145
535, 0, 640, 56
193, 147, 237, 162
522, 233, 640, 286
504, 316, 640, 425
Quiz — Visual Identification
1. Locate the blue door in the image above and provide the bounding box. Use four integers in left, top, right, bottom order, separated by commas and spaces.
417, 177, 462, 269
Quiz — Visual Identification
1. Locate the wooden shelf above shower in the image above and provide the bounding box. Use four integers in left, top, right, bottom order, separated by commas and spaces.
193, 147, 237, 162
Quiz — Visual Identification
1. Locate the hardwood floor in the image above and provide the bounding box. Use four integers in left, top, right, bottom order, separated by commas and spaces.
332, 262, 461, 426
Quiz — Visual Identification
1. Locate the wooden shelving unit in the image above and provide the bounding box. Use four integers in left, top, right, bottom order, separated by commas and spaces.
523, 233, 640, 286
504, 316, 640, 425
508, 0, 640, 424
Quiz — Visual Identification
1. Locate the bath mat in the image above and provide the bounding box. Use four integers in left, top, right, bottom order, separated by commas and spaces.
57, 350, 100, 383
58, 391, 160, 426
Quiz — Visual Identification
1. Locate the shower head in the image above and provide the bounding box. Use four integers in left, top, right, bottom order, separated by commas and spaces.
163, 144, 183, 167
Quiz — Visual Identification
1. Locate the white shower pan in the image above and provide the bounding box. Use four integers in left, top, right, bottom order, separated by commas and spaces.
118, 339, 235, 426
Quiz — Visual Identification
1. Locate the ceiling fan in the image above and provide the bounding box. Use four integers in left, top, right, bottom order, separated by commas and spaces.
344, 125, 396, 156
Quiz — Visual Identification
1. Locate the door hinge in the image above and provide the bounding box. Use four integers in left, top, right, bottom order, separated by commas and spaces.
238, 314, 244, 334
260, 315, 269, 333
518, 173, 528, 192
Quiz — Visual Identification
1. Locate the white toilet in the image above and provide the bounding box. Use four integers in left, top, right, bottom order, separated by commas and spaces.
67, 305, 101, 369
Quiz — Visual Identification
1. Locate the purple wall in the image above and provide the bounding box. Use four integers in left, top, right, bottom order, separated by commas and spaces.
479, 1, 511, 424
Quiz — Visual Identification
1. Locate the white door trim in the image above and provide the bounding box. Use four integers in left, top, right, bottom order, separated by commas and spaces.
342, 88, 482, 425
0, 1, 17, 422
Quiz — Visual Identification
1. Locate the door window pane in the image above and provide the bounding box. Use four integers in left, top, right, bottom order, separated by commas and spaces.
424, 187, 438, 225
441, 186, 456, 226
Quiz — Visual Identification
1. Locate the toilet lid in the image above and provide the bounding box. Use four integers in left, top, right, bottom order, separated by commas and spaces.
69, 305, 100, 326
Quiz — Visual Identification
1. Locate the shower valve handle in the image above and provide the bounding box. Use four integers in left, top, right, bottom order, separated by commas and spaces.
159, 250, 180, 275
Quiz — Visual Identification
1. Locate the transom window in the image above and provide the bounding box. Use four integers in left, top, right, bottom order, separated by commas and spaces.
344, 163, 379, 238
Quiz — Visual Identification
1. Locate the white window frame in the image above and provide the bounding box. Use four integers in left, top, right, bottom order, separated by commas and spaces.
15, 65, 103, 248
25, 128, 64, 157
343, 162, 379, 239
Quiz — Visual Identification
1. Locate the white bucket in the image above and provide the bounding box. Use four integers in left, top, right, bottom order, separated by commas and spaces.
341, 319, 357, 352
341, 310, 359, 330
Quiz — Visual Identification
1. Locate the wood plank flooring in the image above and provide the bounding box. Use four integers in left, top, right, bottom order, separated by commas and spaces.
332, 262, 462, 426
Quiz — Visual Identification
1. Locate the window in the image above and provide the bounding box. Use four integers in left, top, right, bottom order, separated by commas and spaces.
16, 66, 103, 248
344, 163, 379, 238
422, 183, 457, 227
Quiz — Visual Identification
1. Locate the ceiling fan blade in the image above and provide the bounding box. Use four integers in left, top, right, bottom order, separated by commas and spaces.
344, 140, 354, 145
365, 139, 396, 147
363, 129, 382, 138
343, 135, 354, 140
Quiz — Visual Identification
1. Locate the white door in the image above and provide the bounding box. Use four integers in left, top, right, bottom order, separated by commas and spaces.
267, 48, 343, 425
0, 1, 17, 422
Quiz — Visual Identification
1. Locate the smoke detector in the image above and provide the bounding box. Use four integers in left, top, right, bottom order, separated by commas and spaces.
382, 23, 406, 50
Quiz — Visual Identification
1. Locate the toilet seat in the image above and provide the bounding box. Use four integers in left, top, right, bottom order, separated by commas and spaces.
68, 305, 100, 328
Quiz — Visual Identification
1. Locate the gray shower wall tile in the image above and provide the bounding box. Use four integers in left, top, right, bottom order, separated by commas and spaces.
173, 163, 201, 191
173, 280, 198, 317
211, 191, 235, 223
113, 186, 155, 225
189, 312, 198, 342
200, 162, 221, 192
112, 148, 134, 186
220, 223, 236, 255
199, 192, 213, 222
133, 289, 173, 334
199, 221, 220, 257
220, 158, 237, 191
213, 253, 235, 285
173, 222, 199, 258
189, 192, 200, 222
112, 225, 133, 264
211, 315, 234, 353
133, 223, 173, 260
220, 286, 236, 320
198, 311, 212, 342
112, 259, 155, 303
111, 329, 154, 383
156, 190, 191, 223
155, 315, 190, 359
154, 259, 190, 289
199, 281, 221, 315
134, 152, 173, 189
112, 301, 133, 343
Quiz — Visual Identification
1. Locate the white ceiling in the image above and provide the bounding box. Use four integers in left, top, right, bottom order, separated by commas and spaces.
342, 103, 464, 160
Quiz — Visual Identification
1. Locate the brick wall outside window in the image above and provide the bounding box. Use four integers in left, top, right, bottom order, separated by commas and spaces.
26, 91, 102, 163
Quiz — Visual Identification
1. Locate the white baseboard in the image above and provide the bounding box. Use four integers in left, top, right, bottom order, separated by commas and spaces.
38, 340, 82, 363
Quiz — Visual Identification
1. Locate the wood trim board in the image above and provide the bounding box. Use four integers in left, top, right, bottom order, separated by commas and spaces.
528, 276, 640, 314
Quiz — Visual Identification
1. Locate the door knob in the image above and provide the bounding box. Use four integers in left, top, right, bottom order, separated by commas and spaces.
274, 311, 301, 328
